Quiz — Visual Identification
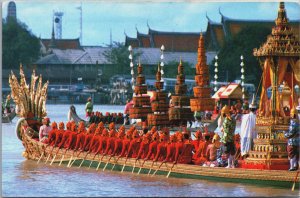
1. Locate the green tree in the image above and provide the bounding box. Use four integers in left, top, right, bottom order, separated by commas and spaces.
2, 18, 41, 69
163, 60, 194, 78
103, 42, 142, 77
211, 25, 271, 88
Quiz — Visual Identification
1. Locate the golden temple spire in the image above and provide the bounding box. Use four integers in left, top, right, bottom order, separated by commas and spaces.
156, 63, 161, 81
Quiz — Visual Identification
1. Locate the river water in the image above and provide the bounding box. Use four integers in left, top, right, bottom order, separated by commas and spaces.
2, 104, 298, 197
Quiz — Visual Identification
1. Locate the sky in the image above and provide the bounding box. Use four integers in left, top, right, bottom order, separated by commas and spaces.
2, 0, 300, 46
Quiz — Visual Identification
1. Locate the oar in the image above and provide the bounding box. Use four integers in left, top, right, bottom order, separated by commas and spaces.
291, 171, 299, 191
78, 152, 90, 168
132, 159, 138, 173
110, 157, 118, 171
69, 150, 84, 167
151, 161, 165, 177
147, 161, 155, 176
58, 148, 69, 166
50, 146, 62, 165
137, 160, 146, 175
121, 157, 129, 173
37, 145, 49, 164
37, 151, 45, 164
45, 145, 56, 164
166, 163, 176, 178
103, 155, 114, 171
96, 155, 103, 171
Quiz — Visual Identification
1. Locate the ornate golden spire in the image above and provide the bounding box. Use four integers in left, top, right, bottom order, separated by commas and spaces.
254, 2, 300, 57
156, 63, 161, 82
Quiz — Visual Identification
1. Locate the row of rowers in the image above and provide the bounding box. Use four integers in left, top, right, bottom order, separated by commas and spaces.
40, 120, 237, 165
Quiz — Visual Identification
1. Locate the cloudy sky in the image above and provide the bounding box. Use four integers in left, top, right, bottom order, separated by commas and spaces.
2, 1, 300, 46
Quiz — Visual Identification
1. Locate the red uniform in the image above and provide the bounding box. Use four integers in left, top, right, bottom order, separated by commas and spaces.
47, 129, 57, 146
104, 136, 116, 155
164, 135, 177, 162
192, 130, 203, 152
154, 141, 167, 162
119, 138, 131, 157
193, 141, 210, 165
58, 130, 72, 148
111, 133, 125, 156
64, 131, 77, 150
136, 134, 151, 160
145, 141, 158, 160
83, 133, 94, 151
89, 134, 101, 153
75, 132, 86, 151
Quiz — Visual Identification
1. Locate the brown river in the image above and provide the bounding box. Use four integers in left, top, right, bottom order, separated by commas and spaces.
2, 104, 299, 197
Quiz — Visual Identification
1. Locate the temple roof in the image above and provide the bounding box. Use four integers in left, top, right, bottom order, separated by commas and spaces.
126, 13, 300, 52
41, 38, 81, 50
36, 46, 217, 66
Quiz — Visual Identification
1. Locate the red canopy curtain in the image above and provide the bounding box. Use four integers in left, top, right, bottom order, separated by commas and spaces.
259, 58, 271, 117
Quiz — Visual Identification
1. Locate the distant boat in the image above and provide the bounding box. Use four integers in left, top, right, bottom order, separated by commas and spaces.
2, 108, 16, 123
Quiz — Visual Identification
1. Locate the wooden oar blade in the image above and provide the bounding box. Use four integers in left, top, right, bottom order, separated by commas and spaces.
59, 155, 65, 166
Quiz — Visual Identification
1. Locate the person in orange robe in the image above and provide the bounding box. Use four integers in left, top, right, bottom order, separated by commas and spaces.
96, 128, 109, 155
192, 130, 203, 152
111, 128, 125, 156
153, 133, 168, 162
58, 122, 72, 148
126, 129, 141, 158
53, 122, 65, 147
192, 131, 211, 165
118, 129, 133, 158
103, 126, 117, 156
89, 122, 104, 153
74, 121, 87, 151
47, 121, 58, 146
83, 123, 96, 151
174, 132, 194, 164
163, 134, 177, 162
144, 132, 159, 160
64, 122, 78, 150
136, 132, 151, 160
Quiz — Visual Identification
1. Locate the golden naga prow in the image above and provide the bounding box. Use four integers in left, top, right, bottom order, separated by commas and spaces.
9, 64, 48, 120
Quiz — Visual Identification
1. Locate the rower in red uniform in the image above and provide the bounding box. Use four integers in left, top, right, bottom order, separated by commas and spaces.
74, 121, 87, 151
89, 122, 104, 153
193, 131, 210, 165
118, 128, 133, 158
47, 121, 58, 146
174, 132, 194, 164
64, 122, 78, 150
153, 133, 167, 162
127, 129, 141, 158
96, 128, 109, 155
83, 123, 96, 151
111, 127, 125, 156
144, 132, 159, 160
163, 134, 177, 162
136, 132, 151, 160
58, 122, 72, 148
103, 123, 117, 155
192, 130, 203, 152
54, 122, 65, 147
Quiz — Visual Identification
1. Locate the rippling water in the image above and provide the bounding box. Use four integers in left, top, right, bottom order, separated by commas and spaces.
2, 104, 299, 197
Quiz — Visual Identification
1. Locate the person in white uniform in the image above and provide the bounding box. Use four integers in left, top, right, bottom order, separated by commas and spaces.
240, 95, 257, 158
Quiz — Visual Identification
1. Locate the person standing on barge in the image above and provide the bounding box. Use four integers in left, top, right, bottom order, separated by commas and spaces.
284, 107, 299, 171
220, 105, 236, 168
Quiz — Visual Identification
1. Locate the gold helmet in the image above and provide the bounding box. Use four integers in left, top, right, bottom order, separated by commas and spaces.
221, 105, 230, 114
290, 108, 297, 118
212, 134, 220, 143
